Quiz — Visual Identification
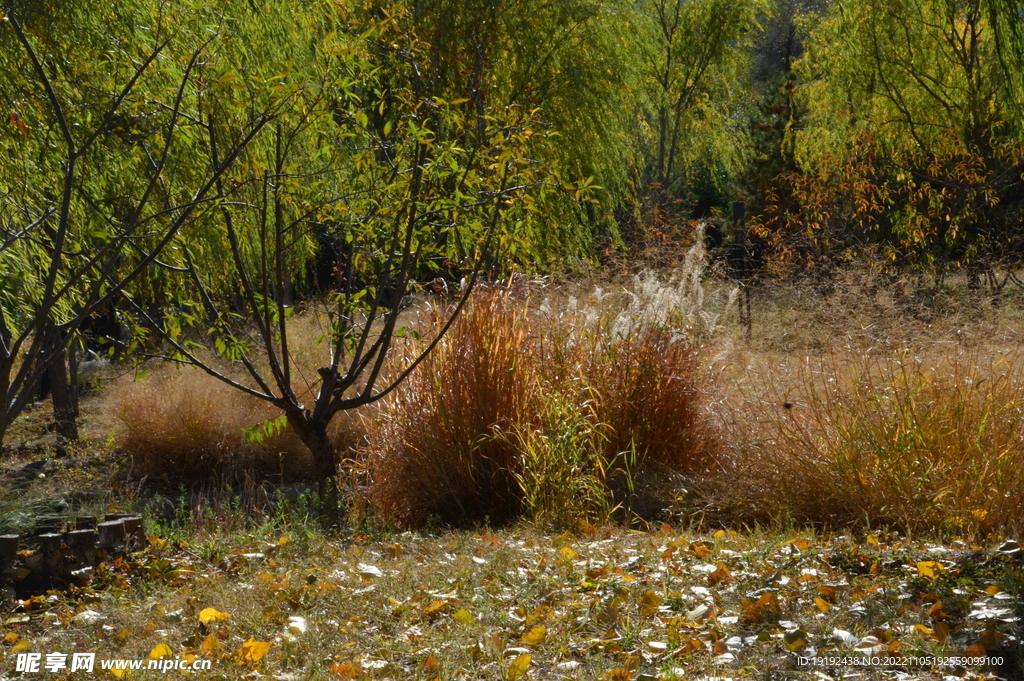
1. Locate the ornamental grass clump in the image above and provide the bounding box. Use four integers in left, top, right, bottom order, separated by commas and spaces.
365, 236, 724, 528
362, 286, 536, 527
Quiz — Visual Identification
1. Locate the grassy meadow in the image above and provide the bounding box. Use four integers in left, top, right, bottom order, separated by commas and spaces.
3, 252, 1024, 680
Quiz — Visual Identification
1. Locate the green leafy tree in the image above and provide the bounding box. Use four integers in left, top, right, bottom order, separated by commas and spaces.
374, 0, 641, 265
0, 1, 275, 449
631, 0, 763, 215
116, 4, 553, 507
759, 0, 1024, 281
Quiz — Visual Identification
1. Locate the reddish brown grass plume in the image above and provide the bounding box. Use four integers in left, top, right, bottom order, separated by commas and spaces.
364, 279, 721, 528
363, 287, 536, 526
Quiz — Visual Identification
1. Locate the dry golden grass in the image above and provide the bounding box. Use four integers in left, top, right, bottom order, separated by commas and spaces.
112, 366, 317, 485
96, 256, 1024, 537
109, 315, 364, 486
716, 344, 1024, 536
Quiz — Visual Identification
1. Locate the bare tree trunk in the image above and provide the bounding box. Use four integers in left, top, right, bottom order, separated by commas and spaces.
68, 341, 80, 418
49, 346, 78, 456
0, 404, 9, 451
288, 413, 340, 525
0, 359, 10, 448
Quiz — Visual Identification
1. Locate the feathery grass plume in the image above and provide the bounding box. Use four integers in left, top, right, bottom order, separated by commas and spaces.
612, 224, 737, 340
719, 345, 1024, 536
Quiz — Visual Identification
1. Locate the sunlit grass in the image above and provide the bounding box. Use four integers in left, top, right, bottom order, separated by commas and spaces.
719, 345, 1024, 536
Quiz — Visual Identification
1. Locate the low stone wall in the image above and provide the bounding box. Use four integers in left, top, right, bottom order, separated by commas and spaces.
0, 514, 146, 597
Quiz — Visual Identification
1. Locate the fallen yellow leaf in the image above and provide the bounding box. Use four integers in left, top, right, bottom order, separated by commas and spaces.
708, 561, 731, 586
521, 625, 546, 646
817, 585, 837, 601
784, 628, 808, 651
241, 639, 272, 662
148, 643, 173, 660
916, 561, 944, 579
453, 609, 474, 624
201, 634, 220, 654
198, 608, 231, 625
640, 590, 661, 618
507, 653, 531, 680
689, 541, 711, 558
329, 662, 361, 679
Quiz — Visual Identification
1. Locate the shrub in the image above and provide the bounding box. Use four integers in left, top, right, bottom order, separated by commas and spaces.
363, 287, 536, 526
364, 261, 722, 528
720, 347, 1024, 535
584, 325, 717, 516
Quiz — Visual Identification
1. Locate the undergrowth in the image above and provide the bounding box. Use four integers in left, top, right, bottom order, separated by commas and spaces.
719, 346, 1024, 536
76, 239, 1024, 537
362, 243, 723, 529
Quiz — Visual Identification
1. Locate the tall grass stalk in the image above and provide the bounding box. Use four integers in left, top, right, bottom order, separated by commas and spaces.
505, 392, 612, 528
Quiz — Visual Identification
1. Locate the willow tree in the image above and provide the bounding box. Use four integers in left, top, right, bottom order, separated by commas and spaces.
986, 0, 1024, 125
765, 0, 1024, 280
358, 0, 641, 266
0, 0, 274, 450
632, 0, 763, 206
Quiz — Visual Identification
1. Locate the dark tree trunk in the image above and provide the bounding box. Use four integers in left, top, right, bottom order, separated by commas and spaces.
68, 342, 80, 418
289, 412, 340, 525
49, 347, 78, 456
0, 356, 10, 448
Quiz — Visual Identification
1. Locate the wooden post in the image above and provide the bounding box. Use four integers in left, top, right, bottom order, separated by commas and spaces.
0, 535, 18, 572
122, 516, 145, 548
37, 533, 64, 572
97, 520, 127, 549
64, 529, 97, 572
733, 201, 752, 341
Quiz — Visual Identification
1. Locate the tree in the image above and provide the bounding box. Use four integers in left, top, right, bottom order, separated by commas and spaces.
383, 0, 640, 265
757, 0, 1024, 282
0, 1, 276, 450
632, 0, 762, 207
985, 0, 1024, 126
114, 4, 552, 509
